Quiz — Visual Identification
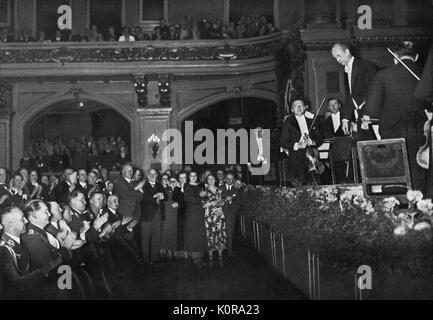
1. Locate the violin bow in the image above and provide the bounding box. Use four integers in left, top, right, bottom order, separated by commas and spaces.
387, 48, 420, 81
308, 97, 327, 133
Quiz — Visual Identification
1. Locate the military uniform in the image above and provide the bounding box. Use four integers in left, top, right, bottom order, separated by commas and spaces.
0, 233, 46, 299
20, 223, 64, 272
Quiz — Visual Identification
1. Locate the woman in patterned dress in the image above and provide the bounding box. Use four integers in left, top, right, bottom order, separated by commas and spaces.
203, 174, 226, 266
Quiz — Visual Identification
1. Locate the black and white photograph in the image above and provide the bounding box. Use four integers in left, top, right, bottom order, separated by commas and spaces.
0, 0, 433, 308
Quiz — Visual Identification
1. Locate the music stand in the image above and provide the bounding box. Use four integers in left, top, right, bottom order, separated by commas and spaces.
357, 138, 411, 203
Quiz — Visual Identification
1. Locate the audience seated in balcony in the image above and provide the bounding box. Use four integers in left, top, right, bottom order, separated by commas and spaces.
21, 136, 130, 173
118, 26, 135, 42
0, 13, 278, 44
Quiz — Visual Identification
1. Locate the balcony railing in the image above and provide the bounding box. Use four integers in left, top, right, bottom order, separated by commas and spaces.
0, 33, 282, 64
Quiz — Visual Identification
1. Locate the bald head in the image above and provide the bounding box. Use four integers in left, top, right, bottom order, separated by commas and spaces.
331, 43, 353, 67
1, 206, 28, 236
122, 164, 133, 179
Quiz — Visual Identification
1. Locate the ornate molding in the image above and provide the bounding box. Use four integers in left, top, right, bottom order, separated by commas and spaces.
0, 38, 281, 64
134, 74, 148, 107
0, 83, 12, 110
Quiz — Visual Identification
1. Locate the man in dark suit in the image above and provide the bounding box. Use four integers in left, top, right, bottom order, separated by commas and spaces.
74, 169, 89, 198
363, 41, 428, 192
0, 206, 59, 299
55, 168, 77, 204
280, 98, 323, 185
6, 173, 28, 210
220, 171, 240, 257
140, 168, 167, 264
320, 98, 345, 139
331, 43, 377, 140
113, 164, 144, 221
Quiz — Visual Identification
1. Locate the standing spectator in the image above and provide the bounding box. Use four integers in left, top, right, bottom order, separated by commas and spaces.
113, 164, 144, 221
183, 171, 207, 267
140, 169, 167, 264
118, 26, 135, 42
160, 175, 178, 259
203, 174, 226, 266
245, 16, 258, 37
173, 172, 187, 257
220, 171, 240, 257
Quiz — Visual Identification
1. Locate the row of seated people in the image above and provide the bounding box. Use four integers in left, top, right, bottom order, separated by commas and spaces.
21, 136, 130, 173
0, 163, 246, 299
0, 14, 278, 43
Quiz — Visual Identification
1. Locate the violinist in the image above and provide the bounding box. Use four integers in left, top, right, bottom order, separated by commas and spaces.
280, 98, 323, 185
363, 41, 427, 192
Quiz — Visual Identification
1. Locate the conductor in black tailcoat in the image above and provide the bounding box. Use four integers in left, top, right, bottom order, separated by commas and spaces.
331, 43, 377, 141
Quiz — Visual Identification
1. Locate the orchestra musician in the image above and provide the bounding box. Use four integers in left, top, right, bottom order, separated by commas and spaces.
361, 41, 430, 194
331, 43, 377, 140
415, 44, 433, 197
362, 41, 428, 192
319, 98, 348, 184
280, 98, 323, 185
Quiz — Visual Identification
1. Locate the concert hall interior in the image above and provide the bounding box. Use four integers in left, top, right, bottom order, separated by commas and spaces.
1, 0, 433, 301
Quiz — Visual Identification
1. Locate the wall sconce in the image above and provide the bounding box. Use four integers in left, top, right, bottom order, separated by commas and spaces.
147, 134, 161, 159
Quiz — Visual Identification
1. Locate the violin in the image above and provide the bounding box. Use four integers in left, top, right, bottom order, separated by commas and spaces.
301, 133, 325, 174
416, 111, 433, 169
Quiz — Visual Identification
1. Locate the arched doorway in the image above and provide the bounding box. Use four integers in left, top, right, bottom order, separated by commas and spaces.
23, 100, 131, 172
180, 97, 278, 177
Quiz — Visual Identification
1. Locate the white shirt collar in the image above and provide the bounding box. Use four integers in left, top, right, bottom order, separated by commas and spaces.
79, 181, 87, 188
5, 232, 21, 244
108, 207, 116, 215
345, 56, 355, 74
331, 111, 341, 132
124, 177, 132, 183
295, 114, 309, 136
51, 221, 59, 229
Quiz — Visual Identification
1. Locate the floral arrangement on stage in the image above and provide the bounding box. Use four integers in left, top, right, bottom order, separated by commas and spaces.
239, 185, 433, 274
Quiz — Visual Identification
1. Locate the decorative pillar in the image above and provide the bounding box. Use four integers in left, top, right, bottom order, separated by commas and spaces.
344, 0, 357, 28
394, 0, 408, 26
273, 0, 280, 29
223, 0, 230, 26
0, 83, 13, 169
136, 107, 173, 172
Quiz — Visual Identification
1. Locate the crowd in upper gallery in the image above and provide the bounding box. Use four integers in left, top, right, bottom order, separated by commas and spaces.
0, 14, 279, 44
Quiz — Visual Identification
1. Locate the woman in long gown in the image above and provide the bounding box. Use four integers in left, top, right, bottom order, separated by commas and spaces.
203, 174, 226, 266
160, 174, 178, 259
183, 171, 208, 267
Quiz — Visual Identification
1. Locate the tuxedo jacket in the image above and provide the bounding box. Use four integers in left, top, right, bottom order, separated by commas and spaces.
280, 114, 323, 152
319, 114, 345, 139
342, 57, 377, 122
0, 233, 46, 299
20, 223, 63, 272
113, 177, 143, 220
68, 208, 99, 243
415, 45, 433, 107
220, 184, 240, 226
74, 182, 89, 197
365, 59, 426, 138
140, 181, 167, 222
